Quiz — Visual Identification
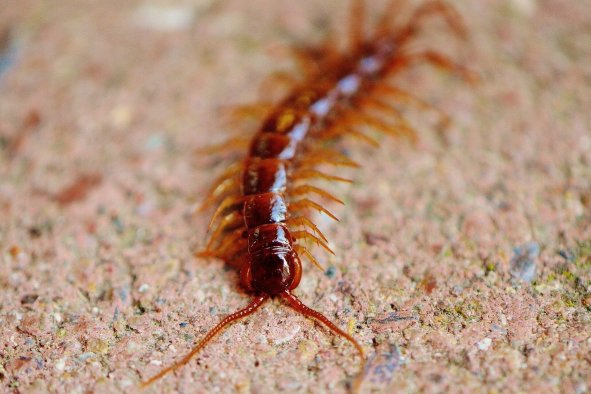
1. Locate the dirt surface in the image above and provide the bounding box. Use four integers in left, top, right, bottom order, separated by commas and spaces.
1, 0, 590, 393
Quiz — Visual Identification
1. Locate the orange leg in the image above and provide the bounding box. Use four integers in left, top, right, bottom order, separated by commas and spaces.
340, 125, 380, 147
219, 102, 274, 124
292, 230, 335, 256
287, 216, 329, 242
142, 295, 269, 388
195, 136, 251, 156
351, 112, 417, 141
297, 153, 359, 169
292, 169, 353, 184
198, 164, 243, 211
208, 195, 245, 230
291, 184, 344, 205
199, 227, 246, 262
372, 85, 451, 129
348, 0, 366, 49
401, 0, 467, 41
402, 50, 478, 84
290, 198, 339, 222
207, 211, 244, 249
259, 71, 301, 99
376, 0, 409, 36
294, 244, 324, 271
280, 291, 365, 391
309, 148, 360, 168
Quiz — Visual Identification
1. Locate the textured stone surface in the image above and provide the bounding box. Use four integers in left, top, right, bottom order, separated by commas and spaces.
1, 0, 590, 393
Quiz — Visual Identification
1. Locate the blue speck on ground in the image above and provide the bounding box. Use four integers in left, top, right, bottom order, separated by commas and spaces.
510, 242, 540, 283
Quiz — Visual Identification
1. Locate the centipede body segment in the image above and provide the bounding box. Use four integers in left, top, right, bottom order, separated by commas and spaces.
143, 0, 473, 390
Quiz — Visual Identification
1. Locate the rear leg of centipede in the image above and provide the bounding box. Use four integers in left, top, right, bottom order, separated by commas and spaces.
371, 85, 451, 129
345, 109, 418, 143
397, 0, 467, 40
348, 0, 366, 49
401, 50, 478, 83
376, 0, 409, 36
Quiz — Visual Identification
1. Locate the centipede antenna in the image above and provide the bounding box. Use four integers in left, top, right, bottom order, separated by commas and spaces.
280, 291, 365, 389
141, 295, 269, 388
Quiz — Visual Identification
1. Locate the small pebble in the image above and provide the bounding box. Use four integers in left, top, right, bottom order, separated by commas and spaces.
87, 338, 109, 355
77, 352, 96, 362
20, 294, 39, 305
270, 325, 300, 346
325, 266, 337, 278
133, 5, 195, 32
138, 284, 150, 293
510, 242, 539, 283
477, 337, 492, 351
557, 249, 576, 262
452, 285, 463, 295
491, 324, 507, 335
297, 339, 318, 363
54, 358, 66, 372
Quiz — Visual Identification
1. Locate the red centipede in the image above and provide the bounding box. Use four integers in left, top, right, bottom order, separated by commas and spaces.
143, 0, 474, 390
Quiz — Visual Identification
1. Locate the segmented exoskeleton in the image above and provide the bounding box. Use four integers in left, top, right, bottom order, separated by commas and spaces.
143, 0, 473, 390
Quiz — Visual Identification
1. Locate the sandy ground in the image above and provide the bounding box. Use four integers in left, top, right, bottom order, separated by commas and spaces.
1, 0, 590, 393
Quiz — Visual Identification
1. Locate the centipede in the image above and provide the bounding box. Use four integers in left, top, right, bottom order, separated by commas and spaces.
142, 0, 474, 391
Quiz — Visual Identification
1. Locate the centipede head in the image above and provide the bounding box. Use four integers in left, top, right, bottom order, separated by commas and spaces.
241, 249, 302, 295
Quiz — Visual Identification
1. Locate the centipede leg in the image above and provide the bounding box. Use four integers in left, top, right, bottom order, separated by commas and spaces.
297, 153, 359, 170
293, 244, 324, 271
195, 136, 251, 156
292, 230, 335, 255
403, 0, 467, 39
287, 216, 329, 242
307, 148, 360, 168
280, 291, 365, 390
341, 125, 381, 147
290, 198, 340, 222
141, 295, 269, 388
402, 50, 478, 83
376, 0, 409, 36
208, 195, 245, 230
198, 227, 246, 261
220, 102, 274, 124
207, 211, 244, 249
291, 184, 344, 205
372, 85, 451, 129
348, 0, 366, 49
259, 71, 301, 98
350, 112, 417, 142
292, 169, 353, 184
198, 165, 242, 211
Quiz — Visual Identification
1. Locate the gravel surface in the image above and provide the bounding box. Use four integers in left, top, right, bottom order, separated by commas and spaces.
1, 0, 590, 393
